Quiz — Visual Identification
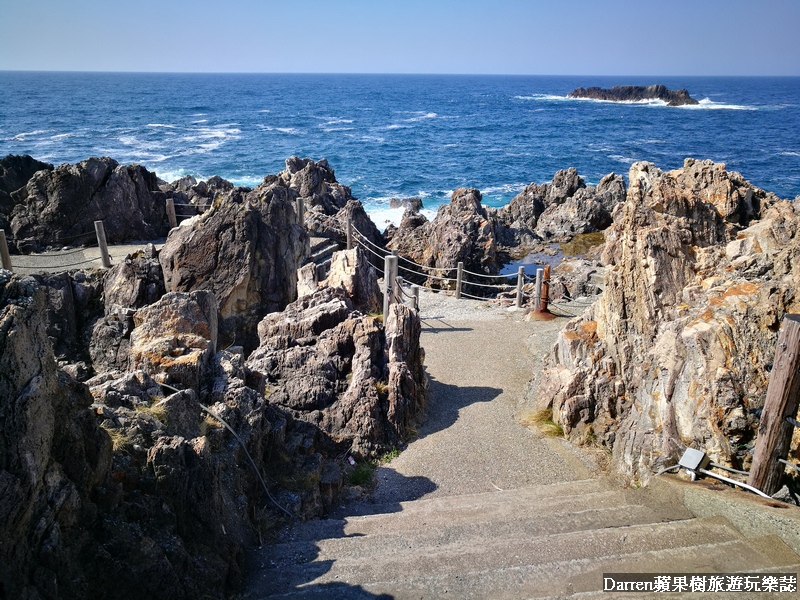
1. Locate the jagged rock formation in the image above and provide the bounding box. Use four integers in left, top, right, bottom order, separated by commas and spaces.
6, 156, 170, 252
0, 154, 54, 233
500, 168, 625, 242
246, 284, 426, 458
159, 182, 308, 353
568, 85, 700, 106
537, 159, 797, 482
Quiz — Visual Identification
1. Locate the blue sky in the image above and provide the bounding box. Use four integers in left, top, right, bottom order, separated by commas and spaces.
1, 0, 798, 75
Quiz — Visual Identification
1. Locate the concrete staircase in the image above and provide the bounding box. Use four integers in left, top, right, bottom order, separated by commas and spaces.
306, 236, 344, 280
245, 477, 800, 599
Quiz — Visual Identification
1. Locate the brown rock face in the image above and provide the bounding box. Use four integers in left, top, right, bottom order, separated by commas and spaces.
538, 159, 796, 482
159, 182, 308, 352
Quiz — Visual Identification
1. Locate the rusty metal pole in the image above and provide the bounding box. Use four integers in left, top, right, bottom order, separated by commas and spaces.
747, 314, 800, 496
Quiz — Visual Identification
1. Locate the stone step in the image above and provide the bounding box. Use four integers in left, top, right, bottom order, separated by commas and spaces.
281, 479, 617, 542
309, 241, 340, 264
251, 516, 759, 596
309, 237, 336, 253
252, 536, 800, 599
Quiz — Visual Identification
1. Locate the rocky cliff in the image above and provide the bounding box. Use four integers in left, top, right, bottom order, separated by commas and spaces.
537, 159, 798, 482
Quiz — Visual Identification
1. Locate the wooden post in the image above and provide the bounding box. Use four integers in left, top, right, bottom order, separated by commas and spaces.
0, 230, 12, 272
411, 285, 420, 311
455, 261, 464, 299
515, 266, 525, 308
296, 197, 305, 227
747, 314, 800, 496
166, 197, 178, 229
535, 268, 543, 309
389, 256, 399, 304
395, 276, 405, 305
94, 220, 112, 268
383, 254, 393, 317
346, 217, 353, 250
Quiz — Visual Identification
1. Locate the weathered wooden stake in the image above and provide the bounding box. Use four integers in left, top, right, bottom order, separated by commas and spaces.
0, 230, 12, 272
296, 197, 305, 227
389, 256, 400, 304
747, 314, 800, 496
346, 217, 353, 250
411, 285, 420, 311
94, 220, 112, 268
383, 254, 393, 317
166, 197, 178, 229
455, 261, 464, 299
395, 276, 405, 305
515, 266, 525, 308
540, 265, 551, 313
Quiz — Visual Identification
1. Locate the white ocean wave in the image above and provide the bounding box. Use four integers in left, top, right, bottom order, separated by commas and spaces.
678, 98, 758, 111
383, 124, 411, 130
610, 154, 638, 165
778, 151, 800, 157
405, 112, 438, 122
365, 205, 438, 229
11, 129, 49, 140
192, 119, 208, 124
147, 123, 177, 128
322, 127, 355, 133
480, 183, 527, 196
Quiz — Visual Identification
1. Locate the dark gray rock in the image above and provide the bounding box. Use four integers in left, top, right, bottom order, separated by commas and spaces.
567, 85, 700, 106
9, 156, 169, 252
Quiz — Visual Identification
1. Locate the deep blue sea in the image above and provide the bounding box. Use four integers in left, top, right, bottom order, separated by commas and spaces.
1, 72, 798, 227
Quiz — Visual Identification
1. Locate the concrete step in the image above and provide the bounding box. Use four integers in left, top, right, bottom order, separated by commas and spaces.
309, 241, 340, 264
309, 237, 334, 253
259, 501, 693, 569
251, 516, 761, 596
252, 536, 799, 599
280, 478, 617, 542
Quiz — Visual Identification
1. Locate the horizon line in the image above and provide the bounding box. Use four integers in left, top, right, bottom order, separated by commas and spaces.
1, 69, 799, 78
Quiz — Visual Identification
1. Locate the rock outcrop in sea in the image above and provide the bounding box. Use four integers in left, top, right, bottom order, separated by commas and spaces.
567, 84, 700, 106
536, 158, 799, 482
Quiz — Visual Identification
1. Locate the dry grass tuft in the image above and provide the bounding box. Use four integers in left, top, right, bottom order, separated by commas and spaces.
521, 408, 564, 438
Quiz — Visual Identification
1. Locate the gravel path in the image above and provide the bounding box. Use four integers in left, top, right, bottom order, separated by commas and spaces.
371, 289, 599, 504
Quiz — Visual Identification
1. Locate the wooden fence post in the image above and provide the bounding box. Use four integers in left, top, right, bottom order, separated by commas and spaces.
346, 217, 353, 250
412, 285, 420, 311
515, 266, 525, 308
383, 254, 392, 317
747, 314, 800, 496
296, 197, 305, 227
455, 262, 464, 299
0, 230, 12, 272
94, 220, 112, 268
166, 198, 178, 229
389, 256, 400, 304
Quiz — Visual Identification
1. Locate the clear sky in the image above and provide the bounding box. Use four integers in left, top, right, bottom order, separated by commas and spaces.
1, 0, 798, 75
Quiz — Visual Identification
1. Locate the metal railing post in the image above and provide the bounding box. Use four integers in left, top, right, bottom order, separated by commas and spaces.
455, 261, 464, 299
94, 220, 112, 268
0, 230, 12, 272
346, 217, 353, 250
534, 268, 543, 309
515, 266, 524, 308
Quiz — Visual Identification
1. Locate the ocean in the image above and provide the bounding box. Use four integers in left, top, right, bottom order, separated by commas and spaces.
1, 72, 798, 229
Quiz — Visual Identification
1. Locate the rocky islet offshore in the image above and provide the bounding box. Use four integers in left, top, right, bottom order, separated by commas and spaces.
1, 152, 800, 598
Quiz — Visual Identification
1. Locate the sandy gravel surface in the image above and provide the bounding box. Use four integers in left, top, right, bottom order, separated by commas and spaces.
372, 289, 600, 504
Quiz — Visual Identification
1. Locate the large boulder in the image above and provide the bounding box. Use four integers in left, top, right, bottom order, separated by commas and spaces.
245, 286, 426, 458
159, 183, 308, 353
8, 156, 169, 252
537, 159, 794, 483
0, 154, 53, 232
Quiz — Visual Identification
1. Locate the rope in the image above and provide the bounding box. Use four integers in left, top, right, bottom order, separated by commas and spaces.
155, 381, 294, 519
397, 263, 452, 283
460, 267, 517, 280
